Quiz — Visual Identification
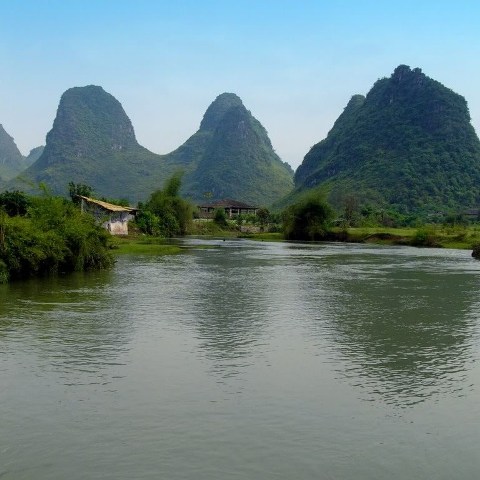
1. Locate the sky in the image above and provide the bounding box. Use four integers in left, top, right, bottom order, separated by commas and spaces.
1, 0, 480, 170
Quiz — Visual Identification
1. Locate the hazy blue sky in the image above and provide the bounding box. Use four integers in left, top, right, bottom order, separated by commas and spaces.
1, 0, 479, 169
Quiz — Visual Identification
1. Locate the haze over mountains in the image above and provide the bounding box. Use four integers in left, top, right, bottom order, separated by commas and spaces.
7, 87, 293, 205
3, 65, 480, 215
0, 125, 41, 184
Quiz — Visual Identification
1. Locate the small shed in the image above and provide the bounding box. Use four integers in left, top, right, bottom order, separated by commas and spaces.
197, 199, 258, 218
78, 195, 138, 235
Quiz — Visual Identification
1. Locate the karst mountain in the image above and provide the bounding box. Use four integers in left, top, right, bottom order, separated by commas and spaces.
8, 87, 293, 205
294, 65, 480, 215
0, 124, 30, 182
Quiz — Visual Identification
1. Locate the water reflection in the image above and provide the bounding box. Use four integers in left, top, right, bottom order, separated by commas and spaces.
303, 248, 480, 406
180, 240, 480, 406
187, 242, 272, 380
2, 240, 480, 407
0, 267, 133, 383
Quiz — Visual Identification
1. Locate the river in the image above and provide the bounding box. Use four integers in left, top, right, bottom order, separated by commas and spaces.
1, 239, 480, 479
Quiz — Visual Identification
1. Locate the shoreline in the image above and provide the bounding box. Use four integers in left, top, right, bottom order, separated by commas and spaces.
112, 225, 479, 255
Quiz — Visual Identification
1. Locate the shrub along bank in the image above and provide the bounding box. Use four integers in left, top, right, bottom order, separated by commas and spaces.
0, 191, 114, 284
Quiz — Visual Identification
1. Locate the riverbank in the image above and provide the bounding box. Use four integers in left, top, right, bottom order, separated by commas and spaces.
335, 226, 480, 250
112, 224, 480, 255
237, 225, 480, 250
109, 235, 184, 255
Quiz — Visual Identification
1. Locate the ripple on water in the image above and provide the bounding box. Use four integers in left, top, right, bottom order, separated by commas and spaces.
2, 241, 480, 478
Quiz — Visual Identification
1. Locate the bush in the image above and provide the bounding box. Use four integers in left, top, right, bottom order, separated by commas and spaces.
0, 259, 8, 284
213, 208, 228, 227
411, 227, 440, 247
283, 195, 334, 240
0, 190, 31, 216
0, 192, 114, 282
472, 243, 480, 259
135, 210, 161, 236
137, 173, 193, 237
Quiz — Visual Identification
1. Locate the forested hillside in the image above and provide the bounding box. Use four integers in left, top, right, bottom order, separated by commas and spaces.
172, 93, 294, 204
294, 65, 480, 215
8, 88, 293, 205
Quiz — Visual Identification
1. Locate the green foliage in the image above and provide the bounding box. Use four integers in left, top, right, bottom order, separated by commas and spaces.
0, 190, 31, 216
0, 259, 8, 284
213, 208, 228, 227
164, 173, 182, 197
411, 227, 441, 247
0, 191, 114, 282
99, 197, 131, 207
283, 194, 334, 240
7, 88, 293, 207
294, 65, 480, 218
256, 208, 270, 230
135, 210, 161, 236
181, 96, 294, 204
68, 181, 94, 205
138, 174, 193, 237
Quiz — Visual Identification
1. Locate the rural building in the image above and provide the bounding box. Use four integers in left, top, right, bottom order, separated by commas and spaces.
78, 195, 137, 235
197, 199, 258, 219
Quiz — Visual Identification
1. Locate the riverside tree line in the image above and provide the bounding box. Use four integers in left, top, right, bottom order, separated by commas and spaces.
3, 173, 480, 283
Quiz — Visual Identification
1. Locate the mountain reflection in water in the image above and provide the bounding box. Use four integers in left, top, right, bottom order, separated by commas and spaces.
2, 240, 480, 479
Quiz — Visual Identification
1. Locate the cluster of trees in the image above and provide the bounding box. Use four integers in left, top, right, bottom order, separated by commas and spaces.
283, 194, 334, 240
133, 174, 334, 241
0, 189, 114, 284
135, 174, 193, 237
0, 174, 204, 284
6, 170, 475, 284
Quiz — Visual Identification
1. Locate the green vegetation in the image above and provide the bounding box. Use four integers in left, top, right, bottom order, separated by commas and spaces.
283, 194, 334, 240
0, 190, 31, 216
136, 173, 193, 237
294, 65, 480, 219
332, 224, 480, 250
213, 207, 229, 227
0, 124, 30, 181
68, 181, 94, 204
189, 219, 239, 237
3, 182, 475, 285
6, 88, 293, 206
110, 236, 183, 255
0, 190, 114, 283
8, 86, 178, 202
178, 93, 294, 204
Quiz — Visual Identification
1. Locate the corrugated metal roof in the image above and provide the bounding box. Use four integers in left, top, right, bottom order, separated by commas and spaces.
78, 196, 137, 213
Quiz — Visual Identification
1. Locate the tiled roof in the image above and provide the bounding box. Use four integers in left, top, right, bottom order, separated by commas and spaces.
197, 198, 257, 209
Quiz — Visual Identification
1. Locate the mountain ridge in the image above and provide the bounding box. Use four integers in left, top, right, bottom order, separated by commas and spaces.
294, 65, 480, 215
7, 88, 293, 205
0, 124, 30, 181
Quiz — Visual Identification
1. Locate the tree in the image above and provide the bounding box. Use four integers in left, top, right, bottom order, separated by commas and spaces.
256, 207, 270, 231
139, 173, 193, 237
213, 208, 228, 227
0, 190, 30, 216
0, 191, 113, 283
68, 182, 94, 205
283, 194, 334, 241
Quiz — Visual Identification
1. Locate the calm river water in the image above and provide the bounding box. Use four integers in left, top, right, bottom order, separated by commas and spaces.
1, 239, 480, 479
